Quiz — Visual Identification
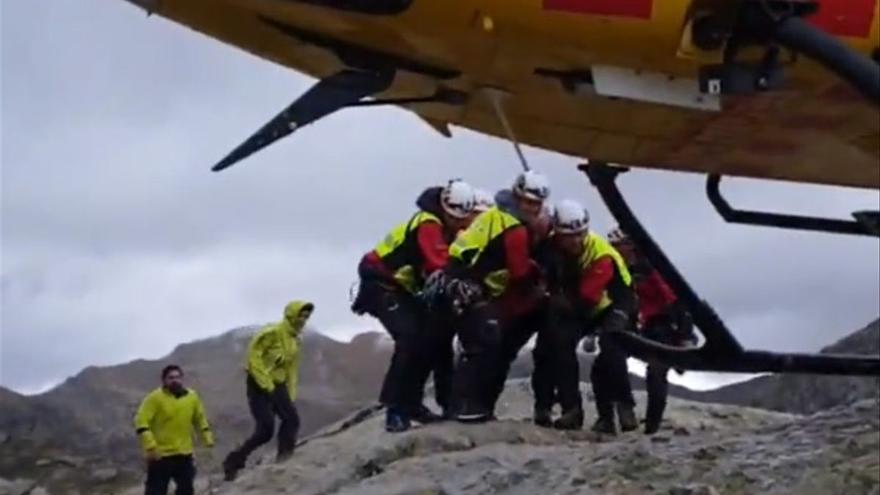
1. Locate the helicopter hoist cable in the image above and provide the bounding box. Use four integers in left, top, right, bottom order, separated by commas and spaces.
484, 88, 531, 172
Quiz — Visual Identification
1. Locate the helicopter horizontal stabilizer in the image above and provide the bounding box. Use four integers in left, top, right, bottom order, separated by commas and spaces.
211, 69, 393, 172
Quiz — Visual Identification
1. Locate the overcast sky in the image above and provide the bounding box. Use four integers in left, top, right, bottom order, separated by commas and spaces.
2, 0, 878, 394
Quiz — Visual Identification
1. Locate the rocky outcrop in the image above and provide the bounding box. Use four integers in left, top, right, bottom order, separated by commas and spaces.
199, 380, 879, 495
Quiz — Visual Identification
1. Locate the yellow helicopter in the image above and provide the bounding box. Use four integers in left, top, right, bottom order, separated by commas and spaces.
120, 0, 879, 376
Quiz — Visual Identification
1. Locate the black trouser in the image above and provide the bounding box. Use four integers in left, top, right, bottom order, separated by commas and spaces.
432, 326, 455, 412
485, 306, 551, 413
643, 315, 679, 425
451, 302, 502, 416
356, 261, 447, 415
533, 297, 584, 413
531, 326, 558, 413
589, 309, 636, 420
412, 314, 456, 413
374, 290, 431, 412
144, 454, 194, 495
225, 375, 300, 469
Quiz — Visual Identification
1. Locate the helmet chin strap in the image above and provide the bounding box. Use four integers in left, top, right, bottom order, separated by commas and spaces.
483, 88, 530, 172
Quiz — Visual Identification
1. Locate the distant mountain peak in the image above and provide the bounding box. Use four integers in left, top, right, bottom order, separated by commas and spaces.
822, 318, 879, 354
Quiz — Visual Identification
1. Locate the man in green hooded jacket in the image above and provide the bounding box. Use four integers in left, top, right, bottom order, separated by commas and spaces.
222, 300, 313, 481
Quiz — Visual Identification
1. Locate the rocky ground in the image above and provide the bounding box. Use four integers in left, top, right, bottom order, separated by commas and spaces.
169, 380, 879, 495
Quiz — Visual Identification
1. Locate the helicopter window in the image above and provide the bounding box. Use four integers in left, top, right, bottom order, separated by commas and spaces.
286, 0, 414, 15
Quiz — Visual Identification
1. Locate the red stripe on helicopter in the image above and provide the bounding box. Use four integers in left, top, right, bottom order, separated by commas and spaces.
543, 0, 653, 19
807, 0, 876, 38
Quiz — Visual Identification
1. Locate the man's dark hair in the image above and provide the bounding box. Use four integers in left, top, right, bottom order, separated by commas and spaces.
161, 364, 183, 379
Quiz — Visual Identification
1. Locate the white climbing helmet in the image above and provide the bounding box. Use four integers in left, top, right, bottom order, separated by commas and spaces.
473, 188, 495, 213
440, 179, 476, 219
553, 199, 590, 235
607, 226, 630, 245
512, 170, 550, 202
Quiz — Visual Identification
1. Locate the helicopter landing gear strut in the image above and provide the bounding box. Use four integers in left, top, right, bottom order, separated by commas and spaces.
579, 162, 880, 377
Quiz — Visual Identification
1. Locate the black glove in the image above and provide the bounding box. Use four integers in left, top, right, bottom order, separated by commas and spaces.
420, 270, 448, 308
669, 304, 696, 344
447, 279, 482, 315
600, 309, 631, 334
351, 298, 367, 316
350, 281, 370, 316
479, 315, 502, 349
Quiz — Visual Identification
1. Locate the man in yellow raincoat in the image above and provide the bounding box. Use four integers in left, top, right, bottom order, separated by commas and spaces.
222, 300, 313, 481
134, 364, 213, 495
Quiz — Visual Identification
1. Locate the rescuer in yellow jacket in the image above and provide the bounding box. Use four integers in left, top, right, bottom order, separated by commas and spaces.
352, 180, 476, 433
134, 364, 213, 495
444, 171, 551, 423
546, 199, 638, 435
222, 300, 313, 481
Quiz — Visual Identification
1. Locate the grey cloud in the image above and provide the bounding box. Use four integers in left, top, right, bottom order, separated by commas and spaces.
1, 243, 369, 391
2, 0, 878, 392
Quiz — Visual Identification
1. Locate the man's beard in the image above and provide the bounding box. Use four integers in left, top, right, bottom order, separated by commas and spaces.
166, 383, 187, 397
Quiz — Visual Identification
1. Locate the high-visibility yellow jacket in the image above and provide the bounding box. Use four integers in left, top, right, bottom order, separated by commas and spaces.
245, 300, 312, 400
373, 211, 442, 294
578, 231, 633, 316
134, 387, 213, 457
449, 206, 523, 297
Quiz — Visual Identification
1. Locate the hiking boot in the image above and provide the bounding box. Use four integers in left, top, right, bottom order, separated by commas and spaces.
534, 407, 553, 428
455, 400, 492, 423
644, 418, 662, 435
553, 408, 584, 431
275, 449, 295, 464
645, 416, 663, 435
457, 412, 491, 423
591, 416, 617, 435
222, 454, 243, 482
410, 404, 443, 424
385, 407, 411, 433
617, 404, 639, 432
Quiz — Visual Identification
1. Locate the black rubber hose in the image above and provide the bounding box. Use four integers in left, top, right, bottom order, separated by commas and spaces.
771, 15, 880, 105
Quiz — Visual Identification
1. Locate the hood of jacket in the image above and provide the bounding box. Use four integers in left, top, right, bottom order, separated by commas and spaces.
415, 186, 445, 219
280, 300, 314, 338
